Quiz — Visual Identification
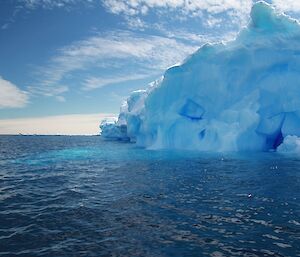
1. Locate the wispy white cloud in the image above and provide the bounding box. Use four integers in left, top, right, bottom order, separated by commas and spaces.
102, 0, 253, 26
0, 113, 114, 135
28, 84, 68, 96
30, 31, 198, 96
13, 1, 300, 28
20, 0, 95, 9
2, 1, 96, 29
155, 26, 237, 44
0, 76, 29, 109
56, 95, 66, 102
83, 73, 151, 90
1, 5, 23, 30
125, 17, 148, 30
18, 1, 258, 100
16, 0, 255, 30
104, 0, 243, 15
1, 24, 9, 30
272, 0, 300, 12
55, 31, 196, 69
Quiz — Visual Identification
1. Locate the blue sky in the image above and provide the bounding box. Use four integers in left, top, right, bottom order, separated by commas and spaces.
0, 0, 299, 134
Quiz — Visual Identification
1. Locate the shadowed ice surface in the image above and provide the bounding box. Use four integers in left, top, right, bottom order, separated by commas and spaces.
0, 135, 299, 256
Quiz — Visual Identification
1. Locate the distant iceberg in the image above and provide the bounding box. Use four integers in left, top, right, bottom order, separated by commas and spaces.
101, 1, 300, 152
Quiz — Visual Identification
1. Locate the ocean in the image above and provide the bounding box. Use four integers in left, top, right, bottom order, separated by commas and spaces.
0, 135, 299, 256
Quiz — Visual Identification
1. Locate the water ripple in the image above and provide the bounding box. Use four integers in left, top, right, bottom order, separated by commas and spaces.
0, 136, 299, 256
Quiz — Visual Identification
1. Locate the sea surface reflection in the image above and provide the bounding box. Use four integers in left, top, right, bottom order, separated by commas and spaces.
0, 136, 299, 256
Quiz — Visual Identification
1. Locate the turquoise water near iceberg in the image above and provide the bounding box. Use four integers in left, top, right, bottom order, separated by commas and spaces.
0, 135, 299, 256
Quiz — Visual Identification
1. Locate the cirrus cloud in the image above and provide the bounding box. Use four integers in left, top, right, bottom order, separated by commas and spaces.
0, 76, 29, 109
272, 0, 300, 12
20, 0, 96, 9
29, 30, 199, 96
102, 0, 253, 26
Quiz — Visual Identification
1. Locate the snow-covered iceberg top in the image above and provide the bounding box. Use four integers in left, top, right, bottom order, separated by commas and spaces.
101, 1, 300, 152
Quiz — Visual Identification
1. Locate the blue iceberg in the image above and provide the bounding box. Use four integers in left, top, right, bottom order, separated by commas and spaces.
101, 1, 300, 152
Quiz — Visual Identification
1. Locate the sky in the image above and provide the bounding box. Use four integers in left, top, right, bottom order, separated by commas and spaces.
1, 0, 300, 134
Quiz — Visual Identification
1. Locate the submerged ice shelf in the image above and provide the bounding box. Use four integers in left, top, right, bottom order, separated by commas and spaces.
101, 1, 300, 153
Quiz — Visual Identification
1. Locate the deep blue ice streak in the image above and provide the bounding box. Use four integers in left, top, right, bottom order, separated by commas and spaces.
0, 136, 299, 256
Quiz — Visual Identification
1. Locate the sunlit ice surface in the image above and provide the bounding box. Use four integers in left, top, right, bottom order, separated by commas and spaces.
101, 2, 300, 154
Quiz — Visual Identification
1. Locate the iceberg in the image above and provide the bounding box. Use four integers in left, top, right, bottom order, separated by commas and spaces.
100, 117, 129, 141
101, 1, 300, 152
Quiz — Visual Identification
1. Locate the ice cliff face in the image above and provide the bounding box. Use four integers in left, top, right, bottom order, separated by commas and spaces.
101, 1, 300, 152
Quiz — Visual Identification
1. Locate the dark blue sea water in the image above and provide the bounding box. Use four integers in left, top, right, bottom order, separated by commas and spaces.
0, 135, 299, 257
